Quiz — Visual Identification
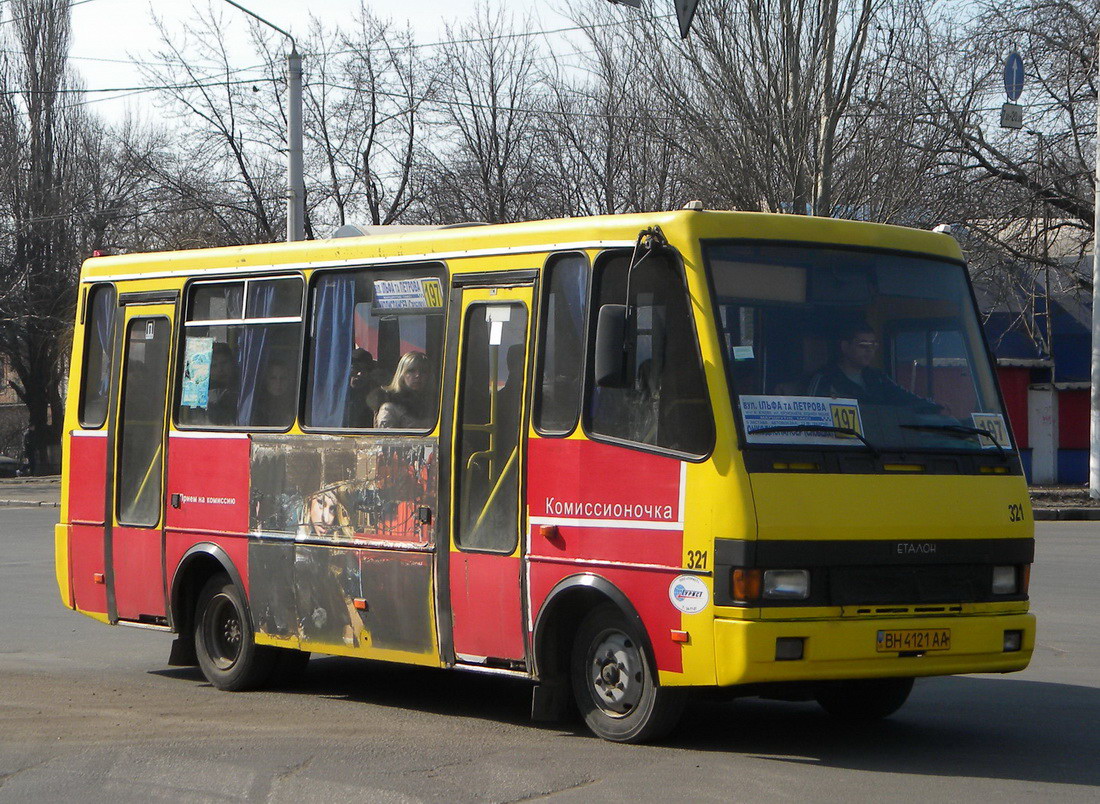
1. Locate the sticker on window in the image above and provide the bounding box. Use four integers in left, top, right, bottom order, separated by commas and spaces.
374, 278, 444, 310
732, 345, 754, 361
740, 395, 865, 445
180, 336, 214, 408
971, 412, 1009, 449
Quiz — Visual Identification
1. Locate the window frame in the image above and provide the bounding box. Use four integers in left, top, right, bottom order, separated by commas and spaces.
173, 273, 306, 433
580, 247, 715, 462
78, 282, 117, 429
532, 250, 590, 438
300, 261, 449, 436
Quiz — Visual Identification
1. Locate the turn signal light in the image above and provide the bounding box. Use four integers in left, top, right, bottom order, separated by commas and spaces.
732, 568, 762, 602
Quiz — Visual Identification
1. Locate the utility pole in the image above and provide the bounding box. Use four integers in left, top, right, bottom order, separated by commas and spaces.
1090, 26, 1100, 498
221, 0, 304, 242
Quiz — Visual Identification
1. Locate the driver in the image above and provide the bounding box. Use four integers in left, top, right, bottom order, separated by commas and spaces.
806, 321, 939, 412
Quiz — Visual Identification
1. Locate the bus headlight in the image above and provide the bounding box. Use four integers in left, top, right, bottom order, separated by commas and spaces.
763, 570, 810, 600
992, 565, 1018, 595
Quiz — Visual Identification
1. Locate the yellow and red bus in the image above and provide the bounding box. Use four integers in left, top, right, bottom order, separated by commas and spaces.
57, 209, 1034, 742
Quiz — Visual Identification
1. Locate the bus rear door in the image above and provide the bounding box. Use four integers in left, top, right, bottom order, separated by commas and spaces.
448, 282, 533, 664
106, 300, 175, 623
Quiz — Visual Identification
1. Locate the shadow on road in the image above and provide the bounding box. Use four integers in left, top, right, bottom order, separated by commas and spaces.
154, 660, 1098, 788
672, 675, 1099, 787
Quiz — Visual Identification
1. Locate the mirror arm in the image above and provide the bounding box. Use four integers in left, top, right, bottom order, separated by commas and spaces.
623, 225, 667, 364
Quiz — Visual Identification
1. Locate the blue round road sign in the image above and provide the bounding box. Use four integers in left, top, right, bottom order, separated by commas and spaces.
1004, 52, 1024, 101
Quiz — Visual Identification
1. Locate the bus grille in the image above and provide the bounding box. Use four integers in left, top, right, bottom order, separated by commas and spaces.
829, 564, 990, 606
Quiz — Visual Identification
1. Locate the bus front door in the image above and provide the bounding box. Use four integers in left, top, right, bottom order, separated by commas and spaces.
448, 284, 532, 664
106, 303, 175, 623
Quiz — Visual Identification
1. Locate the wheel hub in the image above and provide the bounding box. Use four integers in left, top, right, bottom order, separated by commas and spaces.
205, 593, 243, 671
589, 631, 644, 716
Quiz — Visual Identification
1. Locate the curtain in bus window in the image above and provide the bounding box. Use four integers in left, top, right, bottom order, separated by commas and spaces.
308, 274, 355, 427
235, 281, 274, 424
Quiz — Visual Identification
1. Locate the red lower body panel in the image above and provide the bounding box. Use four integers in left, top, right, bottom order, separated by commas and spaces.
450, 552, 525, 661
70, 524, 108, 615
112, 526, 166, 620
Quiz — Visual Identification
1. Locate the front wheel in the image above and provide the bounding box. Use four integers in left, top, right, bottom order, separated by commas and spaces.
814, 677, 914, 721
194, 574, 277, 691
570, 603, 684, 743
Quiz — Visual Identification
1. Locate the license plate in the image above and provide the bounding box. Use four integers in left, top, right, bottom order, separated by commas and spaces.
876, 628, 951, 653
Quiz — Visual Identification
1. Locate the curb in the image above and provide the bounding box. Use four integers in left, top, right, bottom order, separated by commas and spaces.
0, 499, 60, 508
1032, 508, 1100, 521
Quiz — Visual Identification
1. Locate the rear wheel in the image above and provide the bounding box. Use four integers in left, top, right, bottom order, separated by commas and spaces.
814, 677, 914, 721
570, 603, 684, 743
194, 574, 276, 691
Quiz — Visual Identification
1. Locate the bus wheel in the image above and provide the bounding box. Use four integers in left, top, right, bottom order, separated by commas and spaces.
194, 574, 276, 691
814, 677, 914, 721
570, 603, 684, 743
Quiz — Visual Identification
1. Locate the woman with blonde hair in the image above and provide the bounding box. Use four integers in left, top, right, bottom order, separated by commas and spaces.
375, 351, 433, 428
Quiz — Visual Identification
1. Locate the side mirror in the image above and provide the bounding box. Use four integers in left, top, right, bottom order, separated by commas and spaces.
594, 304, 628, 388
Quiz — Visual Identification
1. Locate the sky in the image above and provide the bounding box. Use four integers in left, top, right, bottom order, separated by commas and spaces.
63, 0, 580, 121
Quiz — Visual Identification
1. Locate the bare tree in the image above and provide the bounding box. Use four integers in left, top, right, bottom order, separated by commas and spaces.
142, 5, 286, 243
306, 7, 439, 228
628, 0, 888, 216
542, 8, 692, 216
893, 0, 1097, 356
0, 0, 81, 472
419, 6, 547, 224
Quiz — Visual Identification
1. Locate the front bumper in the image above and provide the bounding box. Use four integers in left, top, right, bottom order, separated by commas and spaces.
714, 612, 1035, 686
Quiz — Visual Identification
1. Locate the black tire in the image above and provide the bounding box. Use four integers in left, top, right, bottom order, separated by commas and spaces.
194, 574, 277, 691
570, 603, 685, 743
814, 677, 914, 721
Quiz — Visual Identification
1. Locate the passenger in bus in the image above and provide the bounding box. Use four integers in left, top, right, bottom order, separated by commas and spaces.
375, 400, 413, 429
207, 341, 239, 425
346, 348, 381, 428
376, 351, 432, 428
254, 359, 296, 426
806, 322, 939, 411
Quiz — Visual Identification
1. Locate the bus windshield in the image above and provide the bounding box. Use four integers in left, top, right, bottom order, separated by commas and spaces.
706, 242, 1010, 454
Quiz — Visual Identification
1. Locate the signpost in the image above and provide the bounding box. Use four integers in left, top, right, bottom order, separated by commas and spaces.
1004, 52, 1025, 101
1000, 51, 1024, 130
605, 0, 700, 38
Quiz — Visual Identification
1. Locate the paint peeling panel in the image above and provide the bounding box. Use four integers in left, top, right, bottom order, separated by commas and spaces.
289, 544, 435, 654
249, 538, 297, 639
251, 435, 438, 547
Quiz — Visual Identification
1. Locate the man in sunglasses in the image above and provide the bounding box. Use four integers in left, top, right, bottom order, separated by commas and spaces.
806, 321, 939, 411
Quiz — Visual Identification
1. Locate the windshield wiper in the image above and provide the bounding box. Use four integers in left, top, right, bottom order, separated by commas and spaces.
900, 423, 1007, 459
749, 424, 879, 456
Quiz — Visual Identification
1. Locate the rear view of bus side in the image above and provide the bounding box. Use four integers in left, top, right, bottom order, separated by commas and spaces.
56, 210, 1035, 743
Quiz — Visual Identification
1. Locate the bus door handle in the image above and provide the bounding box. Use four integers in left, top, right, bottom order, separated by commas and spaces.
170, 493, 182, 509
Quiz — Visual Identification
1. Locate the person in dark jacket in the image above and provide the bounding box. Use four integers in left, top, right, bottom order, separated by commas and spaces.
806, 322, 938, 411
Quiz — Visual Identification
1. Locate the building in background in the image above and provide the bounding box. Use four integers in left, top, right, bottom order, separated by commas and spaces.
980, 254, 1092, 485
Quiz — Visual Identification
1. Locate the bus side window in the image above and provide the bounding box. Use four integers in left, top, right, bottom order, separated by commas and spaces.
78, 283, 116, 428
177, 277, 304, 429
586, 252, 714, 457
534, 253, 588, 435
304, 266, 447, 432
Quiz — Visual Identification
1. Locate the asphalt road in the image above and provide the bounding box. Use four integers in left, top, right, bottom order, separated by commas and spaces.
1, 508, 1097, 802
